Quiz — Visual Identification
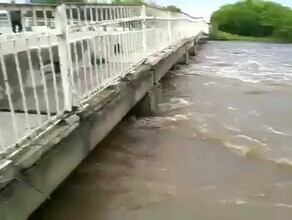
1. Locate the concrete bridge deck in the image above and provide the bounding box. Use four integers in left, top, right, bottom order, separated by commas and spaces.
0, 35, 206, 219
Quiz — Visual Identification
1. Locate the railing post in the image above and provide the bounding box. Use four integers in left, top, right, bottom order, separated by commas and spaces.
141, 5, 147, 56
55, 4, 73, 112
168, 11, 172, 43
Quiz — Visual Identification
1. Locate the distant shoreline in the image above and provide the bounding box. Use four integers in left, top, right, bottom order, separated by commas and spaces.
209, 31, 289, 44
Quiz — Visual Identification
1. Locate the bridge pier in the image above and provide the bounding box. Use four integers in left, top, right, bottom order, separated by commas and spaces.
176, 44, 190, 65
133, 82, 162, 116
189, 40, 198, 56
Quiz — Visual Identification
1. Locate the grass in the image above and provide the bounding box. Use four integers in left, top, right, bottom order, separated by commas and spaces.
209, 30, 283, 43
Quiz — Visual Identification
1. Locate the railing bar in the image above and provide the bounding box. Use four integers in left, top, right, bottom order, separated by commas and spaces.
69, 6, 73, 25
73, 41, 82, 94
111, 35, 116, 78
91, 36, 100, 88
0, 42, 19, 141
102, 35, 109, 81
32, 7, 37, 27
105, 7, 109, 20
129, 31, 134, 67
123, 33, 127, 73
128, 32, 133, 67
86, 38, 94, 91
109, 8, 113, 21
95, 7, 98, 23
25, 38, 42, 126
0, 116, 5, 150
106, 34, 112, 80
135, 20, 140, 60
133, 31, 138, 63
125, 32, 130, 71
6, 10, 11, 30
43, 7, 48, 27
97, 32, 105, 84
127, 9, 132, 65
118, 33, 122, 75
66, 38, 76, 107
21, 9, 28, 32
100, 7, 104, 22
125, 32, 129, 71
111, 35, 117, 78
77, 6, 81, 25
13, 41, 31, 134
119, 33, 124, 73
89, 6, 93, 23
121, 33, 126, 73
37, 37, 51, 118
47, 35, 60, 115
114, 7, 117, 20
84, 5, 88, 25
80, 39, 89, 95
130, 9, 134, 64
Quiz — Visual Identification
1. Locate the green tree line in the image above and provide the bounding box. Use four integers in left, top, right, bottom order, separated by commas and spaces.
211, 0, 292, 42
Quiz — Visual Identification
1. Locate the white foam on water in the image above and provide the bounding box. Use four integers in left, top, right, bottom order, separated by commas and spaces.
249, 110, 261, 116
272, 157, 292, 168
265, 126, 291, 137
275, 203, 292, 209
224, 124, 241, 132
227, 106, 238, 111
213, 61, 231, 67
203, 81, 217, 86
222, 142, 264, 158
221, 199, 247, 205
199, 125, 209, 134
240, 60, 262, 71
233, 49, 249, 54
236, 135, 267, 147
275, 181, 292, 187
203, 113, 216, 118
223, 142, 252, 157
166, 114, 191, 122
213, 66, 262, 83
235, 199, 247, 205
160, 98, 193, 112
237, 76, 261, 83
173, 114, 190, 120
170, 98, 190, 104
204, 55, 220, 60
250, 193, 266, 198
199, 185, 218, 191
132, 113, 191, 128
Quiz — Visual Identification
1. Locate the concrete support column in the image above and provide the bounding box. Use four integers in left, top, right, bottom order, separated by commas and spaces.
189, 41, 197, 56
177, 45, 190, 65
133, 83, 162, 116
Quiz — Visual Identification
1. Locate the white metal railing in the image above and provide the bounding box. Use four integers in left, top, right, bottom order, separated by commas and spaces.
0, 3, 209, 156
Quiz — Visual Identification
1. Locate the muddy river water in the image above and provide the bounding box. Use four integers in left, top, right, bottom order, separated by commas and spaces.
30, 41, 292, 220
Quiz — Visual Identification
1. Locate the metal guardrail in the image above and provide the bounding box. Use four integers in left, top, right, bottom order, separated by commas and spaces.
0, 3, 209, 156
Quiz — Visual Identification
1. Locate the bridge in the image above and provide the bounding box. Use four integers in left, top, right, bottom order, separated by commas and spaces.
0, 3, 208, 219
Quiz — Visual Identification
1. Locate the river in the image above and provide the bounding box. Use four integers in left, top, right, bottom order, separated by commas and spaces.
30, 41, 292, 220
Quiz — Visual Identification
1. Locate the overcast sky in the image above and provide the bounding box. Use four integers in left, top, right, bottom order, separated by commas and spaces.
155, 0, 292, 21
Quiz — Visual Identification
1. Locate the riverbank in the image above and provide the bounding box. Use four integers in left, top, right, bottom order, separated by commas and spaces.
209, 31, 284, 43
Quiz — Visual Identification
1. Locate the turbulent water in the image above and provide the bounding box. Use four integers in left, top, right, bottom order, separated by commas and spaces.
30, 41, 292, 220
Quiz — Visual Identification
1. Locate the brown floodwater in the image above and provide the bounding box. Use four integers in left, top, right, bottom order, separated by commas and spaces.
30, 41, 292, 220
